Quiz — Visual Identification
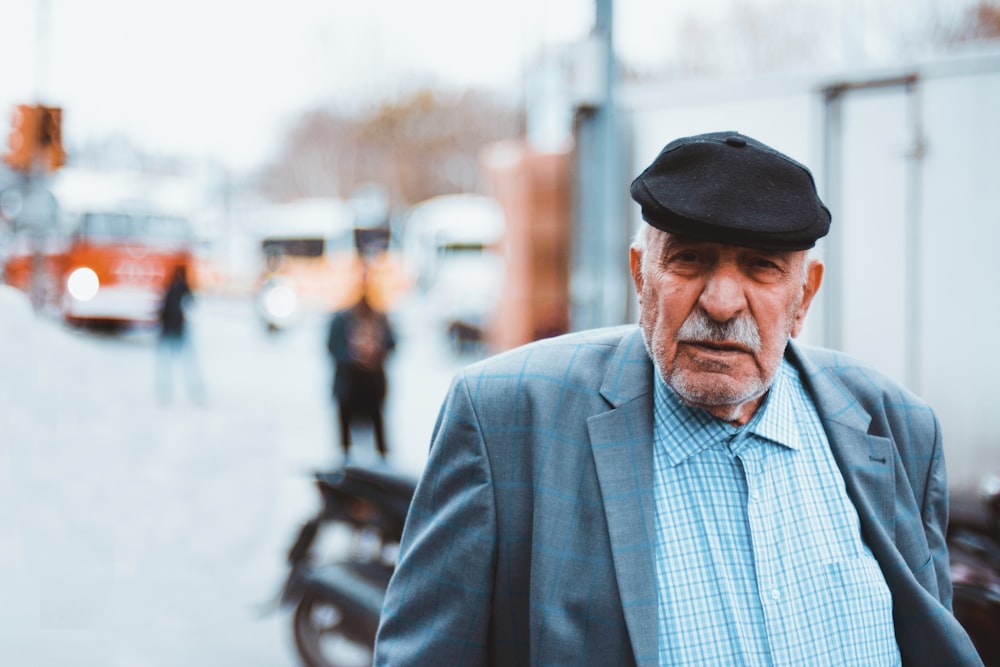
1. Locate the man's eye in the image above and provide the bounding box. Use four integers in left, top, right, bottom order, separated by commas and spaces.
672, 251, 701, 264
747, 257, 786, 279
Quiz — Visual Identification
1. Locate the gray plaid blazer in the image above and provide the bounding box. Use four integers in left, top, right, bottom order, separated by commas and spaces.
374, 326, 982, 666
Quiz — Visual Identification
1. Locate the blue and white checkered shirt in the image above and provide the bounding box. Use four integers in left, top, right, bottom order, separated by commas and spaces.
653, 358, 901, 666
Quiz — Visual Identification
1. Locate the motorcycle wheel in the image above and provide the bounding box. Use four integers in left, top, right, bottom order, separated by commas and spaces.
293, 590, 374, 667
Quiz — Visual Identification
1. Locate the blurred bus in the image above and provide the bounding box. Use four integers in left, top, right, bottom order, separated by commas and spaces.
4, 207, 194, 327
252, 198, 410, 330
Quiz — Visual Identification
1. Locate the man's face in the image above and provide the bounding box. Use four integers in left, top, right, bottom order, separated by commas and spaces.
631, 229, 823, 424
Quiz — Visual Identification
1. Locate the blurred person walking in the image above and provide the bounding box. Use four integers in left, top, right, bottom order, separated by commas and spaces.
155, 265, 205, 405
326, 270, 396, 463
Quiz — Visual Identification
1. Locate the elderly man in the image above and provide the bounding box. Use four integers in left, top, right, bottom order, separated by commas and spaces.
374, 131, 982, 666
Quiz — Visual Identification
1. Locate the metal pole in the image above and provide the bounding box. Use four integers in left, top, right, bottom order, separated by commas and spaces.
821, 88, 844, 352
571, 0, 626, 330
596, 0, 628, 327
23, 0, 57, 313
904, 78, 924, 394
36, 0, 50, 102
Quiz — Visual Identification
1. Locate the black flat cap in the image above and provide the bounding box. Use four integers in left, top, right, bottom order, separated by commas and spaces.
630, 131, 831, 250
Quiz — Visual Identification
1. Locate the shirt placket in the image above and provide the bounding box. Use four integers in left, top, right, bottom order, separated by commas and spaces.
732, 435, 781, 667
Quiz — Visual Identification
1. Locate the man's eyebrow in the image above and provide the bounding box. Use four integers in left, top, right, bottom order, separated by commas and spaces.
662, 235, 705, 251
745, 248, 797, 260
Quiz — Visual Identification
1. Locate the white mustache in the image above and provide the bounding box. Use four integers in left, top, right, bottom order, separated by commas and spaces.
675, 309, 762, 353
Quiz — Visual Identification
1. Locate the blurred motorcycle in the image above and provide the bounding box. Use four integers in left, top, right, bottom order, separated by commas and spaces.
948, 472, 1000, 666
280, 464, 416, 667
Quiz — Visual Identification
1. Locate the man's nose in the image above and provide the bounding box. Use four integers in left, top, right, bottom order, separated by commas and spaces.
698, 266, 748, 323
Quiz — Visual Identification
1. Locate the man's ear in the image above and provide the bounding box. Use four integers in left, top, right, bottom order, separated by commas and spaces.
790, 258, 824, 338
629, 246, 644, 296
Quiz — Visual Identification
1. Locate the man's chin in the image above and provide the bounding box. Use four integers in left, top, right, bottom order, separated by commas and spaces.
667, 371, 767, 410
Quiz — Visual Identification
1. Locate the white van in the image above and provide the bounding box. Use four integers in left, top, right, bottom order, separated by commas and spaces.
402, 194, 505, 346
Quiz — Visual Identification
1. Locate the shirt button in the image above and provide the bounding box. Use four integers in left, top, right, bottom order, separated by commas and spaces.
751, 489, 760, 501
770, 588, 781, 601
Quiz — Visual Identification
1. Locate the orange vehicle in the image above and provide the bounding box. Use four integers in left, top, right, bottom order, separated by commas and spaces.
3, 207, 194, 327
252, 198, 412, 331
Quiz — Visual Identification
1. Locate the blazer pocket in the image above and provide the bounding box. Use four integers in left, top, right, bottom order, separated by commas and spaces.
917, 552, 933, 570
896, 519, 933, 577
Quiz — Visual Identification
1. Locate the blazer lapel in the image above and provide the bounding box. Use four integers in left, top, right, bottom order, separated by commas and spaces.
787, 342, 896, 539
588, 329, 659, 665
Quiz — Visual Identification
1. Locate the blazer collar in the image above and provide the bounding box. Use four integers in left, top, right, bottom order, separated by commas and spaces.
598, 327, 654, 407
784, 341, 897, 538
785, 340, 872, 432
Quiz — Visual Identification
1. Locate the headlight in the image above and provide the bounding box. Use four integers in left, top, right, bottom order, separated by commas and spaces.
67, 267, 100, 301
262, 283, 297, 320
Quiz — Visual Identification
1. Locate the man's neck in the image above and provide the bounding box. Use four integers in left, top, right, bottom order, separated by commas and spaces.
694, 394, 767, 427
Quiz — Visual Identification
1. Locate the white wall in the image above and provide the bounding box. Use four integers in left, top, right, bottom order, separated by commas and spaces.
621, 52, 1000, 490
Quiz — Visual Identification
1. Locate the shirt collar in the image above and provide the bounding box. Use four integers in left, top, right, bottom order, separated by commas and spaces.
750, 361, 800, 452
653, 358, 801, 467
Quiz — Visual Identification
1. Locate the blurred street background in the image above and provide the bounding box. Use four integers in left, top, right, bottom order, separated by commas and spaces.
4, 0, 1000, 664
0, 286, 466, 666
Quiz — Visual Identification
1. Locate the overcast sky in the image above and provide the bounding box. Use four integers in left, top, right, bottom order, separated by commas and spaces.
0, 0, 976, 171
2, 0, 591, 169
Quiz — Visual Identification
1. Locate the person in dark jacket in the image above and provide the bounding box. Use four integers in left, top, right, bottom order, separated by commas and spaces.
156, 264, 204, 404
326, 274, 396, 461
